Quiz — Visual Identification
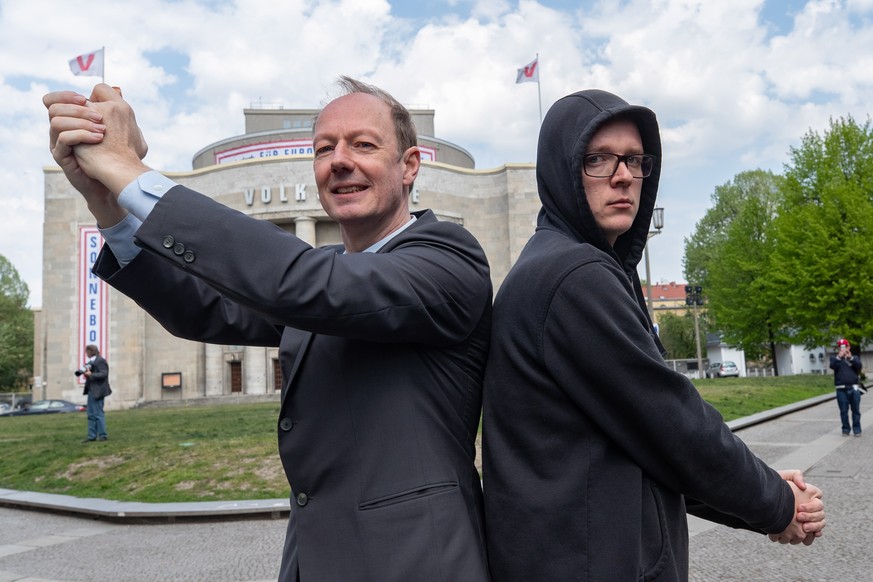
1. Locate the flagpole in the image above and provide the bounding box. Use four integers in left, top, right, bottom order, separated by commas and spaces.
536, 52, 542, 125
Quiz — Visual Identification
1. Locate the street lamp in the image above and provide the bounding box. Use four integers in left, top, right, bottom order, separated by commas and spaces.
644, 207, 665, 324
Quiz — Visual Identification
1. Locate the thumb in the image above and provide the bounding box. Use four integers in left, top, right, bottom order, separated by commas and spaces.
89, 83, 124, 103
777, 469, 807, 491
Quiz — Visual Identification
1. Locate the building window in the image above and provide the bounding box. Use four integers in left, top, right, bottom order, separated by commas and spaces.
273, 358, 283, 392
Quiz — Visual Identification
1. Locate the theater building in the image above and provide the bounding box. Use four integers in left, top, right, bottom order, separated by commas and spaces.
37, 105, 539, 408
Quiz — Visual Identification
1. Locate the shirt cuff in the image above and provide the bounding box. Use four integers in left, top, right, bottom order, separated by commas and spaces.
98, 213, 143, 267
119, 170, 178, 221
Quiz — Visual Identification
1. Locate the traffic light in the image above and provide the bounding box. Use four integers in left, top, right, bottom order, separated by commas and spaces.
685, 285, 704, 306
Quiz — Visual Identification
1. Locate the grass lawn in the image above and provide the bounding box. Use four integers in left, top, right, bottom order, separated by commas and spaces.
0, 375, 834, 502
693, 373, 833, 421
0, 402, 289, 503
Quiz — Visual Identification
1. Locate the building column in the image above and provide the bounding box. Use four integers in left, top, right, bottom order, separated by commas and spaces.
294, 216, 317, 246
204, 343, 224, 396
243, 345, 268, 394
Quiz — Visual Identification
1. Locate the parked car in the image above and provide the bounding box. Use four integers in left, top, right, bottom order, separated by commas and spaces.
0, 402, 11, 415
5, 399, 85, 416
706, 361, 740, 378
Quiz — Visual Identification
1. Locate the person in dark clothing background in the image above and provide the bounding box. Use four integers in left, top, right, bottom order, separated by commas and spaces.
830, 338, 863, 436
482, 89, 826, 581
79, 344, 111, 442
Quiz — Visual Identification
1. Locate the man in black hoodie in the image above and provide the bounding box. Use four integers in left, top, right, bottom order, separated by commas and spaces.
483, 90, 825, 581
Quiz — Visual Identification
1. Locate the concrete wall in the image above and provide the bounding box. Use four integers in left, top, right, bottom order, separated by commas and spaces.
776, 345, 830, 376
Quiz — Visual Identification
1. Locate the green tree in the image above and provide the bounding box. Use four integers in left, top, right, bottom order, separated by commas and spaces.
708, 171, 785, 361
682, 176, 748, 287
769, 116, 873, 348
684, 170, 785, 364
0, 254, 33, 391
657, 310, 708, 360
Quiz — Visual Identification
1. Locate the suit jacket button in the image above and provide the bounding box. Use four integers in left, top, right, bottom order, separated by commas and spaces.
296, 492, 308, 507
162, 236, 175, 249
183, 251, 195, 263
173, 242, 185, 255
279, 418, 293, 431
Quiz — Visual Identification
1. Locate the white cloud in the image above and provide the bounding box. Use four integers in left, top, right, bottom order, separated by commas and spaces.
2, 0, 873, 306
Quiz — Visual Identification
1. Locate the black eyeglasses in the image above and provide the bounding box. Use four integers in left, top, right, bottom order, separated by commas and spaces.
583, 153, 655, 178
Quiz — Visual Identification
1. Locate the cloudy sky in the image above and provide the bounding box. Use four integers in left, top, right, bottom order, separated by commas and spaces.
2, 0, 872, 307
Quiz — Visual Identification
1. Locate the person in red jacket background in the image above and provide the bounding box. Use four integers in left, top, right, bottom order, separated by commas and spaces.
831, 338, 863, 436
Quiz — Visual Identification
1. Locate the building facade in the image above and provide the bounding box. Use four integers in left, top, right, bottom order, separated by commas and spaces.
37, 105, 540, 408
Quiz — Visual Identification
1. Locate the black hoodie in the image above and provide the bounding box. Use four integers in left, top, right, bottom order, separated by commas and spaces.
482, 90, 794, 581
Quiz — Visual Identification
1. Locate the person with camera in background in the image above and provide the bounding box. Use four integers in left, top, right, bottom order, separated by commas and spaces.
77, 344, 112, 442
830, 338, 863, 437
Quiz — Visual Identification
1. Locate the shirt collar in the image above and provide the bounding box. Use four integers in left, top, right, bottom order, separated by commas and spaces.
354, 215, 417, 254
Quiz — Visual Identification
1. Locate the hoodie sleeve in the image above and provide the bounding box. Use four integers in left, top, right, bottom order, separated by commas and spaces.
540, 257, 794, 534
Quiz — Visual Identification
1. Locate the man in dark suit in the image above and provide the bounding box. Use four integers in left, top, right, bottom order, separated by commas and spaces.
45, 78, 491, 581
79, 344, 111, 442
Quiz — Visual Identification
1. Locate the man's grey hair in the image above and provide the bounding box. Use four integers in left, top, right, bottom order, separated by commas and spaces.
315, 76, 418, 157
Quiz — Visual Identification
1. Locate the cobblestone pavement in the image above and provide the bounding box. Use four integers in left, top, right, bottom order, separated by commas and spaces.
0, 510, 286, 582
0, 396, 867, 581
690, 396, 872, 581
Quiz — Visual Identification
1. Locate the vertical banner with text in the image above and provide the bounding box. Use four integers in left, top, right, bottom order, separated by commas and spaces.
78, 227, 108, 383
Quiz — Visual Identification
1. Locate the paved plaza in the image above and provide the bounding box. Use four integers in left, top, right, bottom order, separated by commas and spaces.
0, 395, 869, 581
689, 394, 871, 581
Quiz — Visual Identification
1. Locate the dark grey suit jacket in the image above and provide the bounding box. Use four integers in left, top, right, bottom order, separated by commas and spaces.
94, 185, 492, 582
83, 356, 112, 400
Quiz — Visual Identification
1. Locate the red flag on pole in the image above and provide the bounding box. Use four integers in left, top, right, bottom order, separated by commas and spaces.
69, 48, 104, 77
516, 57, 539, 83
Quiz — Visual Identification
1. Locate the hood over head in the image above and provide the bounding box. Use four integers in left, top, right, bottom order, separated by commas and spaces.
535, 89, 662, 272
